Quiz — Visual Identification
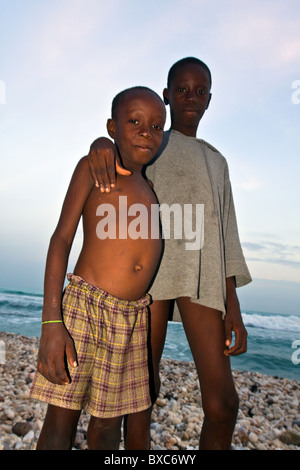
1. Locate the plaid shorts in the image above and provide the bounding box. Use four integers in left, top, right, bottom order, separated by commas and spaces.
30, 274, 152, 418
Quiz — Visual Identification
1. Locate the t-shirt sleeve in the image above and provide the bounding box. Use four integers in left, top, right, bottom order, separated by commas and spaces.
222, 161, 252, 287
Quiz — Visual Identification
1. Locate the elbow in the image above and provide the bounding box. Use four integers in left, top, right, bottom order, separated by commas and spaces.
49, 230, 73, 252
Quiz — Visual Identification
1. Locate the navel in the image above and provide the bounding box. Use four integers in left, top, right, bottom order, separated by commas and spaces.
134, 264, 143, 272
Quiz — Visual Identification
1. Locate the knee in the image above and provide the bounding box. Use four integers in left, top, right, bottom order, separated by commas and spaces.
203, 389, 239, 424
87, 416, 122, 450
37, 428, 76, 450
36, 406, 80, 450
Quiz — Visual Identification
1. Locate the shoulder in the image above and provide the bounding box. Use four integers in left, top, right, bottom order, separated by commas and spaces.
74, 155, 90, 173
197, 138, 227, 167
67, 156, 94, 193
197, 138, 223, 156
71, 156, 93, 181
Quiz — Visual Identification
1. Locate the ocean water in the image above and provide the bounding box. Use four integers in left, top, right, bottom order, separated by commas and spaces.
0, 288, 299, 381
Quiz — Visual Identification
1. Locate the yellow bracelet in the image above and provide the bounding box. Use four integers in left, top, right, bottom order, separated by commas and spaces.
42, 320, 63, 325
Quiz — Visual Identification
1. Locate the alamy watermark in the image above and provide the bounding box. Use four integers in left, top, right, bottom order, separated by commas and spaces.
0, 340, 6, 364
291, 80, 300, 104
291, 340, 300, 365
0, 80, 6, 104
95, 196, 204, 251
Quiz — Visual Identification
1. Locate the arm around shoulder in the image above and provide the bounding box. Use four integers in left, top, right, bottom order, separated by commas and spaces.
88, 137, 131, 191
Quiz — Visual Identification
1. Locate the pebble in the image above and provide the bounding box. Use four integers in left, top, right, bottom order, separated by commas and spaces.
0, 331, 300, 450
12, 421, 32, 437
4, 408, 15, 420
248, 432, 258, 444
279, 430, 300, 446
23, 430, 34, 443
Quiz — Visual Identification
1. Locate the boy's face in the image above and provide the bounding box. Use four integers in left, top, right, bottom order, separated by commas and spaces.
164, 63, 212, 137
107, 90, 166, 171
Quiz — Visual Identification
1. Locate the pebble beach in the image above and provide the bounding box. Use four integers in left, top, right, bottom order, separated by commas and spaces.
0, 331, 300, 451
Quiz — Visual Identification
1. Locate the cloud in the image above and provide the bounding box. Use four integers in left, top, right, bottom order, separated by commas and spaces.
280, 40, 300, 63
242, 240, 300, 269
211, 1, 300, 72
34, 0, 115, 76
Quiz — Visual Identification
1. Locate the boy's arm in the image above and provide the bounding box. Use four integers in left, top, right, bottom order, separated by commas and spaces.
221, 159, 249, 356
223, 276, 247, 357
88, 137, 131, 191
37, 157, 94, 385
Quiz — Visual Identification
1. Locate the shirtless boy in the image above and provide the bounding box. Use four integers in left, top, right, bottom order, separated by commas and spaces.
30, 86, 166, 450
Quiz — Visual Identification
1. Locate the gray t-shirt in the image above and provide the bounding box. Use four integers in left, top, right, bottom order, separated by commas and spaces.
145, 130, 251, 318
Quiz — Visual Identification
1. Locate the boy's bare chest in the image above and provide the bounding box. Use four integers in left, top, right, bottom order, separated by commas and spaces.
83, 176, 157, 223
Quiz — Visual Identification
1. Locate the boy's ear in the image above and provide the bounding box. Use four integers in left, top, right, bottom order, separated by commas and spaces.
163, 88, 169, 105
106, 118, 115, 138
206, 93, 212, 110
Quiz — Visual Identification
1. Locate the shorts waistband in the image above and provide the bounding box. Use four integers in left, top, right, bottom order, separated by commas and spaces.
66, 273, 151, 309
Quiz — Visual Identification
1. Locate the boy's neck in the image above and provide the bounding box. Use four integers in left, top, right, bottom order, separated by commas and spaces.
116, 148, 144, 174
121, 160, 144, 174
171, 123, 198, 138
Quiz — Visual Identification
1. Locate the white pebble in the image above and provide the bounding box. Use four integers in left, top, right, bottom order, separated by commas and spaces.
248, 432, 258, 444
23, 430, 34, 443
4, 408, 15, 420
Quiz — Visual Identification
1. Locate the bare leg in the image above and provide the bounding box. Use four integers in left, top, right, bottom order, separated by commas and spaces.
124, 300, 171, 450
123, 408, 152, 450
176, 298, 239, 450
87, 415, 123, 450
36, 404, 81, 450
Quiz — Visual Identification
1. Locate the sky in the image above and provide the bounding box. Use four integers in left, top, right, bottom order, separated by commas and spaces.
0, 0, 300, 315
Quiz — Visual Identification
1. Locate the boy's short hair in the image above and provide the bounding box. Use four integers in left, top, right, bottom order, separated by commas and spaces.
111, 86, 163, 119
167, 57, 212, 89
